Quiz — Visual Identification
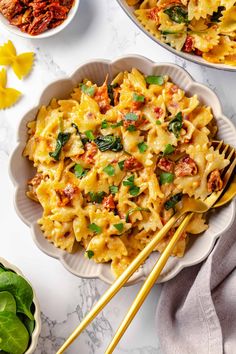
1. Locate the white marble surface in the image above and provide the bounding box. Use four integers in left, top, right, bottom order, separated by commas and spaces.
0, 1, 236, 353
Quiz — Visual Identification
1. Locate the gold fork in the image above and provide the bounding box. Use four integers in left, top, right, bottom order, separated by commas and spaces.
57, 142, 235, 354
105, 142, 236, 353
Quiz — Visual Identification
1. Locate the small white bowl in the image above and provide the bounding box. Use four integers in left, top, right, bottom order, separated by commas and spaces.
0, 0, 80, 39
0, 257, 41, 354
9, 55, 236, 285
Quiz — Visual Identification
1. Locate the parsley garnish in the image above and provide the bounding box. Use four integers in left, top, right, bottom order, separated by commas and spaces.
145, 75, 164, 85
49, 132, 71, 161
89, 223, 102, 234
86, 250, 94, 259
101, 120, 109, 129
113, 223, 124, 233
123, 175, 140, 196
123, 175, 135, 186
160, 172, 174, 185
163, 144, 175, 155
138, 142, 148, 153
118, 160, 125, 170
103, 164, 115, 176
133, 93, 145, 102
164, 193, 183, 210
89, 191, 106, 203
168, 112, 183, 138
74, 164, 89, 178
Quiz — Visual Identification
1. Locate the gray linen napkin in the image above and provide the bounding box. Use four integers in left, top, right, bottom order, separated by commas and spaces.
156, 218, 236, 354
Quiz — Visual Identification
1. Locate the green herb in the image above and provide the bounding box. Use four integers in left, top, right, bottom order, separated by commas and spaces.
160, 172, 174, 185
145, 75, 164, 86
0, 272, 34, 320
109, 185, 119, 194
22, 315, 35, 336
168, 112, 183, 138
88, 191, 106, 203
123, 175, 135, 187
133, 93, 145, 102
74, 164, 88, 179
113, 223, 124, 233
94, 135, 123, 152
71, 122, 80, 135
164, 193, 183, 210
111, 121, 123, 128
156, 120, 161, 125
85, 130, 95, 141
80, 84, 95, 97
0, 311, 29, 354
164, 6, 189, 24
211, 6, 224, 22
118, 160, 125, 170
163, 144, 175, 155
129, 186, 140, 196
89, 223, 102, 234
161, 30, 181, 35
49, 132, 71, 161
103, 164, 115, 176
138, 142, 148, 153
0, 291, 16, 313
125, 113, 138, 121
127, 125, 137, 132
101, 120, 109, 129
86, 250, 94, 259
126, 207, 150, 222
107, 83, 118, 106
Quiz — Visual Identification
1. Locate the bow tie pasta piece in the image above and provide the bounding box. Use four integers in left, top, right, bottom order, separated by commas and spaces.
0, 40, 34, 80
188, 0, 221, 20
0, 68, 21, 109
219, 5, 236, 33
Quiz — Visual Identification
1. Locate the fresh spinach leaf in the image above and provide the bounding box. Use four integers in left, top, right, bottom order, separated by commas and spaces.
164, 193, 183, 210
94, 135, 123, 152
164, 6, 189, 23
0, 292, 16, 313
0, 311, 29, 354
0, 272, 34, 320
49, 132, 71, 161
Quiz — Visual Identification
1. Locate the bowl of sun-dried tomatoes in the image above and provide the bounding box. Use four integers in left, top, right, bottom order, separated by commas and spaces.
0, 0, 80, 38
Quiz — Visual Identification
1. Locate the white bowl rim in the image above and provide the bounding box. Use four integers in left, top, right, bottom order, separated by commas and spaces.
0, 0, 80, 39
0, 257, 41, 353
116, 0, 236, 72
9, 54, 236, 285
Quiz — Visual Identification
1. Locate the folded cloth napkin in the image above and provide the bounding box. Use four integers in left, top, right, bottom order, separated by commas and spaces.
156, 218, 236, 354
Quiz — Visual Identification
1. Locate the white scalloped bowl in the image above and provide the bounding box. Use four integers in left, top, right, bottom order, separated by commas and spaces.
0, 257, 41, 353
9, 55, 236, 285
0, 0, 80, 39
116, 0, 236, 72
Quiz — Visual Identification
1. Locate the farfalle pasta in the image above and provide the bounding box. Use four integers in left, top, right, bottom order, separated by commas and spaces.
24, 68, 229, 277
126, 0, 236, 66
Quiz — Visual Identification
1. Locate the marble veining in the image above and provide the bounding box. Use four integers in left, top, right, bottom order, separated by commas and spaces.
0, 0, 235, 353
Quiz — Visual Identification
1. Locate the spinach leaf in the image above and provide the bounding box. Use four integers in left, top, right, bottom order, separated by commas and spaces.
211, 6, 224, 22
49, 132, 71, 161
0, 272, 33, 320
168, 112, 183, 138
0, 292, 16, 313
0, 311, 29, 354
113, 223, 124, 234
22, 316, 35, 336
164, 193, 183, 210
94, 135, 123, 152
164, 6, 189, 24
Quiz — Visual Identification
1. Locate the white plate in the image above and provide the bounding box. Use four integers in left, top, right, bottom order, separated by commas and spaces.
9, 55, 236, 285
0, 257, 41, 353
0, 0, 80, 39
116, 0, 236, 72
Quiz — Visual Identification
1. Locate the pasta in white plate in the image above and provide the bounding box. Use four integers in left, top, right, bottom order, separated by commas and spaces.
24, 68, 229, 277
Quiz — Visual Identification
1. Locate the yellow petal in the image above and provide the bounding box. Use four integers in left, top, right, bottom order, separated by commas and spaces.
0, 40, 16, 66
12, 52, 34, 80
0, 87, 21, 109
0, 68, 7, 88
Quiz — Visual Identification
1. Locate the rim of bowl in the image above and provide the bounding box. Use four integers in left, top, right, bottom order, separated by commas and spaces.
116, 0, 236, 72
0, 0, 80, 39
0, 257, 41, 353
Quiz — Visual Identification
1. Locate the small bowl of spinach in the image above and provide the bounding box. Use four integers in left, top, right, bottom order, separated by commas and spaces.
0, 258, 41, 354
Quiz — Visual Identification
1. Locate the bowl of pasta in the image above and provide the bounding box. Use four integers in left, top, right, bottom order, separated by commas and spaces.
116, 0, 236, 71
9, 55, 236, 285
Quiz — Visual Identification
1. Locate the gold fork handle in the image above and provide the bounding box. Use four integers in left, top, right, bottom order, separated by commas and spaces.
56, 211, 183, 354
105, 212, 194, 354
